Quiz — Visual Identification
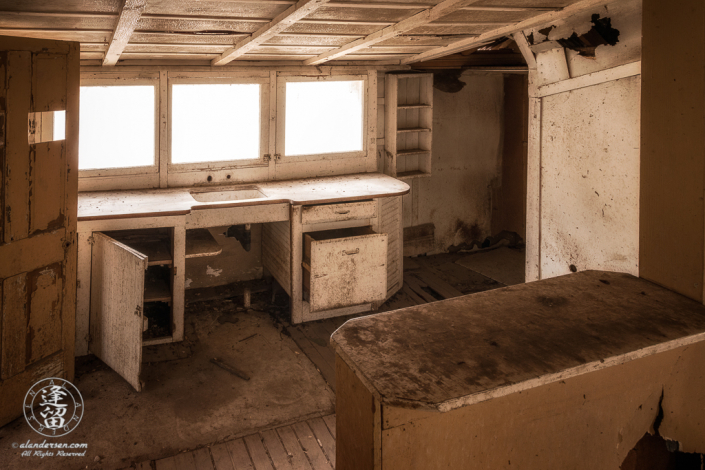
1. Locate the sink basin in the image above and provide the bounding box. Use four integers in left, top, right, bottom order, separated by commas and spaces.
190, 187, 266, 203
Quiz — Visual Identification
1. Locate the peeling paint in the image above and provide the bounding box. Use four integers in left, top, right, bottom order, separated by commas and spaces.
184, 278, 192, 288
205, 265, 222, 277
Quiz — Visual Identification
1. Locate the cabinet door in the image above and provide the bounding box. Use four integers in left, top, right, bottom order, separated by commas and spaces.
89, 232, 147, 391
306, 230, 388, 312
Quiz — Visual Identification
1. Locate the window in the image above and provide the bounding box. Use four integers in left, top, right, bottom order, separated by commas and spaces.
284, 80, 364, 157
79, 85, 156, 171
170, 83, 262, 165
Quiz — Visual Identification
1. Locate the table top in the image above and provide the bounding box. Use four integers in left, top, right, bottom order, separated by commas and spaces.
332, 271, 705, 412
77, 173, 410, 221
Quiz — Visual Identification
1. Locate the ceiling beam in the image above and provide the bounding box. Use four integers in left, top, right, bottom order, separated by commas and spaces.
104, 0, 147, 66
303, 0, 483, 65
402, 0, 609, 64
212, 0, 331, 66
512, 31, 536, 69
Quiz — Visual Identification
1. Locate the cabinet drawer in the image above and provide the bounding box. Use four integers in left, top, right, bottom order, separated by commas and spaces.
301, 200, 377, 225
303, 226, 387, 312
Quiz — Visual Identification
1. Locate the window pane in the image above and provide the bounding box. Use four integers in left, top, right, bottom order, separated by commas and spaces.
53, 110, 65, 141
285, 80, 364, 157
79, 86, 155, 170
171, 84, 261, 164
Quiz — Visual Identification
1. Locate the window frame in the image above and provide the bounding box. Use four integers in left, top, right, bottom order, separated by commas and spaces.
275, 74, 369, 164
78, 77, 160, 179
167, 76, 270, 173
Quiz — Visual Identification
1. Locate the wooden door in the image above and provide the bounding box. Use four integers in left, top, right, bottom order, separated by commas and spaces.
89, 233, 147, 392
0, 37, 79, 426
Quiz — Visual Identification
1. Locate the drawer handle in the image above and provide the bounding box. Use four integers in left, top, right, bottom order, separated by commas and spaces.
343, 248, 360, 256
335, 210, 351, 215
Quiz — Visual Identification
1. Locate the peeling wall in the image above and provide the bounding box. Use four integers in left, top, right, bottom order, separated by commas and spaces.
528, 0, 642, 280
394, 72, 504, 254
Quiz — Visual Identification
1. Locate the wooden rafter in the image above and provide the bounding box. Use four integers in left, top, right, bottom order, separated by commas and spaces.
104, 0, 147, 66
302, 0, 485, 66
212, 0, 332, 66
403, 0, 609, 64
512, 31, 536, 69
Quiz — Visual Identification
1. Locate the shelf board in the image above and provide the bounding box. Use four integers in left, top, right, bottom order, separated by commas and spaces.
144, 274, 171, 303
397, 104, 432, 110
397, 148, 430, 156
396, 170, 431, 179
186, 228, 222, 259
397, 127, 431, 134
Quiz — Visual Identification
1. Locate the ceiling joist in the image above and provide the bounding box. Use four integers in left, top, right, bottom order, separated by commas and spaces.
104, 0, 147, 66
212, 0, 331, 66
403, 0, 610, 64
302, 0, 484, 65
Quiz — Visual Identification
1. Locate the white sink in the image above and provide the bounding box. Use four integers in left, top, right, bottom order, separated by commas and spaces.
190, 187, 266, 203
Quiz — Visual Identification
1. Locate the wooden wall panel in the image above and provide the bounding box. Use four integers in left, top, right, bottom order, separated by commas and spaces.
27, 264, 63, 364
640, 0, 705, 301
1, 273, 27, 379
30, 142, 65, 233
3, 51, 31, 243
32, 54, 67, 111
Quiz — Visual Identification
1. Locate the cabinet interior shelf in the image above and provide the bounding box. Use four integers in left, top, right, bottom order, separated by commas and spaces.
144, 271, 171, 303
186, 228, 222, 259
397, 148, 430, 156
397, 104, 431, 109
397, 127, 431, 134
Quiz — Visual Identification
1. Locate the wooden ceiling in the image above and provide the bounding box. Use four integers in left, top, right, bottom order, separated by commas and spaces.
0, 0, 603, 66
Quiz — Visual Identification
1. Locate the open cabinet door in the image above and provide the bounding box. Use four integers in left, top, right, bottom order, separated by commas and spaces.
89, 232, 147, 391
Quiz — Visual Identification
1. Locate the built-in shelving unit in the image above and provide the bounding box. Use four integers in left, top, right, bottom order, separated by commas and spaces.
384, 73, 434, 179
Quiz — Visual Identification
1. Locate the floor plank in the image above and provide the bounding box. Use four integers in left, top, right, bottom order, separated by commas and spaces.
307, 417, 336, 468
403, 273, 438, 302
322, 415, 336, 440
277, 425, 314, 470
244, 433, 275, 470
292, 421, 333, 470
155, 455, 179, 470
287, 326, 336, 390
260, 429, 294, 470
414, 268, 464, 299
210, 443, 236, 470
192, 448, 215, 470
226, 439, 255, 470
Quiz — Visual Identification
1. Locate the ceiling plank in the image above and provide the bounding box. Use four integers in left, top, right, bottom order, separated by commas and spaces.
212, 0, 332, 66
402, 0, 610, 64
104, 0, 147, 66
303, 0, 484, 65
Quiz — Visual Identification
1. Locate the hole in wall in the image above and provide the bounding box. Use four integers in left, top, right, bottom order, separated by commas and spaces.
620, 433, 704, 470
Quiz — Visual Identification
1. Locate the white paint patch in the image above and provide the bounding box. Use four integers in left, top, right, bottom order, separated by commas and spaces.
184, 278, 192, 289
206, 265, 222, 277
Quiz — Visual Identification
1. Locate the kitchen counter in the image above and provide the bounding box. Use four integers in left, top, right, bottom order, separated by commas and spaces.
78, 173, 410, 221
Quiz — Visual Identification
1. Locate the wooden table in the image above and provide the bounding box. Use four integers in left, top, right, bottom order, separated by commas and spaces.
332, 271, 705, 469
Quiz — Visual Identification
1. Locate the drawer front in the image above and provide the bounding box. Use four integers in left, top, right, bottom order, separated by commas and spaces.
307, 233, 388, 312
301, 201, 377, 225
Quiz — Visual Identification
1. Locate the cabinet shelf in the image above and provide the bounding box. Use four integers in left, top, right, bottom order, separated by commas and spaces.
397, 127, 431, 134
384, 73, 433, 178
397, 104, 432, 109
185, 228, 222, 259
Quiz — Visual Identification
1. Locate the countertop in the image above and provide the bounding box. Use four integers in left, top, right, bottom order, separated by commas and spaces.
331, 271, 705, 412
77, 173, 410, 221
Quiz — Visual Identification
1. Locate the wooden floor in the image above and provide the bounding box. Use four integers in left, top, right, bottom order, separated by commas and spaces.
149, 415, 336, 470
133, 249, 523, 470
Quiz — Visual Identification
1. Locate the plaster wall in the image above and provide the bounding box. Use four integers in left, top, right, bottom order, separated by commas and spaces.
399, 72, 504, 254
528, 1, 642, 280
